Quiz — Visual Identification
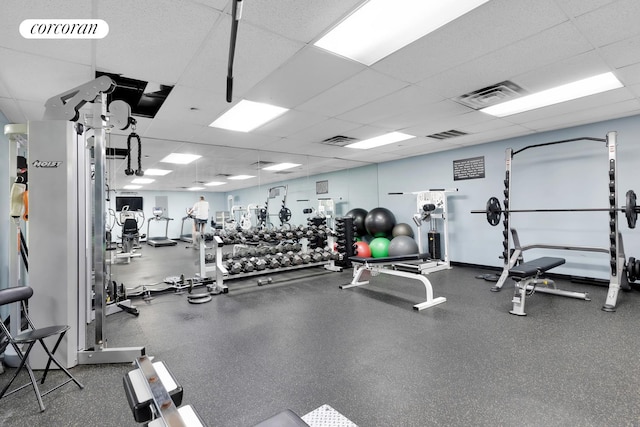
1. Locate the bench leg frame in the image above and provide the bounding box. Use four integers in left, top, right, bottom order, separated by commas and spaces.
510, 278, 590, 316
341, 263, 446, 311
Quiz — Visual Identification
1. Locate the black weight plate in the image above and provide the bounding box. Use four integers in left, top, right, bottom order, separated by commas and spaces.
626, 190, 637, 229
627, 257, 636, 282
486, 197, 502, 226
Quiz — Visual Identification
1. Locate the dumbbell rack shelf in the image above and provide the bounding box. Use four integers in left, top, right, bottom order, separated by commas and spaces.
197, 236, 332, 291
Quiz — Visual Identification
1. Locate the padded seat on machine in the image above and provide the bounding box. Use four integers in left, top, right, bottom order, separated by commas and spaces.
254, 409, 310, 427
508, 257, 565, 279
0, 286, 84, 412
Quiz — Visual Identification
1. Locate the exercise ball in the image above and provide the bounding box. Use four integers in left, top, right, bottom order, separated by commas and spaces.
392, 223, 414, 238
361, 234, 374, 244
353, 241, 371, 258
345, 208, 368, 236
364, 207, 396, 238
388, 235, 419, 257
369, 237, 390, 258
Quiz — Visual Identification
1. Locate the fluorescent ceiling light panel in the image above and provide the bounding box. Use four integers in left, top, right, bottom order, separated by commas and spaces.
205, 181, 226, 186
228, 175, 255, 180
480, 72, 624, 117
160, 153, 202, 164
188, 186, 205, 191
262, 162, 301, 171
345, 132, 415, 149
131, 178, 155, 184
144, 168, 172, 176
209, 100, 289, 132
123, 185, 142, 190
314, 0, 489, 65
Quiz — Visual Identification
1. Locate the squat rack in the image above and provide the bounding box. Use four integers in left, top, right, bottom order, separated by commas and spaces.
489, 131, 629, 311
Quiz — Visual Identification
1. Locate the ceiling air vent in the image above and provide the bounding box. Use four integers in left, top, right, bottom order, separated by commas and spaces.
319, 135, 358, 147
274, 171, 293, 175
427, 129, 468, 140
455, 80, 525, 110
216, 173, 232, 177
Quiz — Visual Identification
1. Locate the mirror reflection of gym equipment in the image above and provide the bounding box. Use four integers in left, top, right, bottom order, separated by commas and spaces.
180, 210, 194, 243
146, 207, 177, 247
265, 185, 292, 229
108, 204, 145, 263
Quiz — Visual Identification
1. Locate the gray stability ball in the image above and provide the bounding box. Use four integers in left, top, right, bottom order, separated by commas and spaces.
388, 235, 419, 256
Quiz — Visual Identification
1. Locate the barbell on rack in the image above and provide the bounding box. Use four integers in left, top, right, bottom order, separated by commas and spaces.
471, 190, 639, 229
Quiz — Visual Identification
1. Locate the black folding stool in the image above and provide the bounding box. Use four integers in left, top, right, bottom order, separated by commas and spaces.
0, 286, 84, 411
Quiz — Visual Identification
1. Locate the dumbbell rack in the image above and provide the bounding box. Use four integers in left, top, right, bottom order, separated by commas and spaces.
197, 233, 336, 291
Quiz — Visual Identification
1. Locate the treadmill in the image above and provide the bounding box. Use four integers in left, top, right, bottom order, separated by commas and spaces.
179, 214, 194, 243
146, 207, 177, 247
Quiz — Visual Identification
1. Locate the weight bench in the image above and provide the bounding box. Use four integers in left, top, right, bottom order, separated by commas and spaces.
509, 256, 590, 316
341, 253, 446, 311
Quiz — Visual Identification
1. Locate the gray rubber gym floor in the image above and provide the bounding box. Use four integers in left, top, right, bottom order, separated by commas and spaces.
2, 242, 640, 426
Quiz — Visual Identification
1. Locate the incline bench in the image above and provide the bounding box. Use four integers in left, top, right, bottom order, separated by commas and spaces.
509, 256, 590, 316
341, 253, 446, 311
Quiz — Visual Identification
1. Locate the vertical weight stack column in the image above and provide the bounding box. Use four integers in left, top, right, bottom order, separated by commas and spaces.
334, 216, 355, 267
603, 131, 627, 311
503, 149, 513, 264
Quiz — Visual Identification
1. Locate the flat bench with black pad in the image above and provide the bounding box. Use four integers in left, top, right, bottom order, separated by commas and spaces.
508, 256, 566, 279
507, 256, 590, 316
341, 253, 446, 311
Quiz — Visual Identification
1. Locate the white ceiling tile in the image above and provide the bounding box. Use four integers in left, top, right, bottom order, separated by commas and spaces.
337, 85, 445, 125
523, 99, 640, 132
454, 125, 534, 147
0, 48, 92, 107
599, 34, 640, 69
191, 125, 281, 149
501, 87, 634, 125
143, 118, 205, 143
0, 97, 24, 123
96, 0, 221, 84
376, 100, 471, 131
287, 117, 362, 144
243, 0, 363, 43
297, 69, 408, 117
403, 112, 495, 138
245, 47, 365, 108
0, 0, 93, 65
510, 50, 610, 92
255, 110, 329, 138
616, 62, 640, 86
261, 137, 347, 157
463, 118, 523, 134
154, 85, 228, 126
372, 0, 569, 83
187, 0, 228, 11
554, 0, 616, 17
418, 22, 594, 99
177, 16, 305, 101
573, 0, 640, 47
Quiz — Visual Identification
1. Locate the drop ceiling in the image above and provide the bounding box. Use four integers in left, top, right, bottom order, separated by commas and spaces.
2, 0, 640, 192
